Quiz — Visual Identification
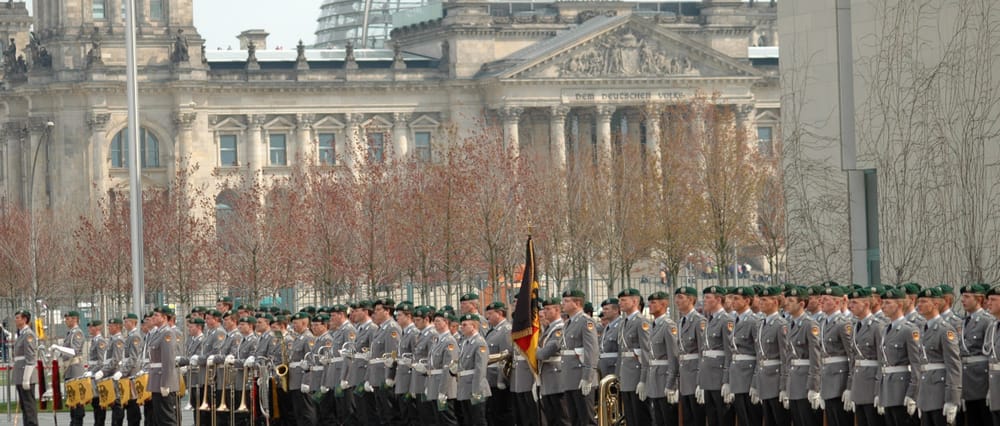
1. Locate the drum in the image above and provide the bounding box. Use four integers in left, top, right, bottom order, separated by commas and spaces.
97, 377, 116, 409
119, 377, 133, 402
134, 372, 152, 405
66, 377, 94, 408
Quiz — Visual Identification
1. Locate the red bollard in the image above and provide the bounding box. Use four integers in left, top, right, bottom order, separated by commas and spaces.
52, 359, 62, 409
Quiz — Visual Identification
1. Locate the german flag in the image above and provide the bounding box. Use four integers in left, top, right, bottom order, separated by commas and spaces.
511, 235, 541, 373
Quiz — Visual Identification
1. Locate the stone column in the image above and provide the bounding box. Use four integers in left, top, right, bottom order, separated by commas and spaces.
736, 103, 756, 135
87, 112, 110, 210
172, 111, 196, 175
392, 112, 410, 159
643, 106, 662, 178
549, 106, 570, 170
246, 114, 264, 172
345, 113, 364, 175
500, 106, 523, 158
295, 114, 313, 166
596, 105, 616, 163
3, 122, 25, 206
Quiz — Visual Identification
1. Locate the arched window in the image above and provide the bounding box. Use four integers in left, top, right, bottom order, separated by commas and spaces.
110, 127, 160, 168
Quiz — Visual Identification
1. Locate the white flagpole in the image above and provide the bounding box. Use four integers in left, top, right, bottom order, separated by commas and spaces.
124, 0, 145, 315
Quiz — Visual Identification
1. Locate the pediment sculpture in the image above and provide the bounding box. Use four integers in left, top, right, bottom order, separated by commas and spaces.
559, 29, 699, 78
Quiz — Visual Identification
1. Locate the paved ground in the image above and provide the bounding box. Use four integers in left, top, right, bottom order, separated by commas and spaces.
1, 389, 196, 426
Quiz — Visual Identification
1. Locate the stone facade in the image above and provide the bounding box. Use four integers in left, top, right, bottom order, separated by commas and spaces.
0, 0, 778, 222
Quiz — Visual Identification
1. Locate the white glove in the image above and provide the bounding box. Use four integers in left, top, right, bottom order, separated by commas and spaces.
695, 386, 705, 405
113, 372, 123, 381
842, 390, 854, 412
722, 383, 733, 404
386, 378, 395, 387
384, 358, 393, 367
944, 402, 957, 424
875, 396, 884, 415
637, 382, 647, 401
320, 386, 330, 393
531, 385, 539, 402
808, 390, 822, 410
497, 381, 507, 390
207, 355, 217, 365
339, 380, 349, 390
179, 366, 189, 375
21, 382, 31, 391
190, 355, 200, 365
580, 379, 593, 396
413, 363, 427, 374
449, 363, 459, 376
905, 396, 917, 416
84, 371, 93, 378
301, 384, 310, 393
438, 392, 447, 402
667, 389, 679, 404
160, 387, 169, 395
780, 391, 789, 410
244, 356, 256, 367
364, 381, 374, 392
749, 387, 760, 405
94, 371, 104, 381
225, 355, 236, 365
174, 356, 183, 365
51, 344, 75, 357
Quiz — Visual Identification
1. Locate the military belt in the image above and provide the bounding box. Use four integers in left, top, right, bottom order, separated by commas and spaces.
921, 363, 945, 372
458, 370, 474, 377
561, 350, 578, 356
990, 363, 1000, 371
14, 356, 25, 361
398, 358, 411, 366
704, 350, 724, 358
355, 353, 370, 361
882, 366, 909, 374
855, 360, 879, 367
760, 360, 781, 367
733, 354, 756, 361
310, 366, 323, 372
332, 357, 344, 363
429, 369, 443, 375
599, 353, 619, 359
680, 354, 701, 361
790, 359, 811, 366
822, 356, 848, 365
369, 358, 387, 364
149, 363, 163, 369
962, 356, 988, 364
650, 360, 671, 366
514, 355, 527, 361
289, 361, 304, 368
89, 359, 101, 365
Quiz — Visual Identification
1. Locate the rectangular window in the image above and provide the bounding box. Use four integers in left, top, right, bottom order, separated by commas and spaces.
368, 132, 385, 163
318, 133, 336, 165
414, 131, 431, 162
269, 134, 288, 166
757, 126, 773, 156
149, 0, 164, 20
93, 0, 106, 18
220, 135, 238, 166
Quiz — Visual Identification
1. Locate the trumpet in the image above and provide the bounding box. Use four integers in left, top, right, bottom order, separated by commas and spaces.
487, 349, 512, 380
236, 362, 251, 413
198, 362, 215, 412
217, 364, 231, 412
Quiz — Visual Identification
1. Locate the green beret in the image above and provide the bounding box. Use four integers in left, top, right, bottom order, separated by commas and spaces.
782, 283, 797, 291
412, 306, 430, 317
188, 317, 206, 325
217, 296, 233, 304
848, 288, 871, 299
987, 285, 1000, 297
937, 284, 954, 295
583, 302, 594, 313
806, 286, 823, 296
648, 291, 670, 301
153, 305, 174, 316
618, 288, 642, 298
330, 304, 349, 314
961, 284, 988, 295
882, 288, 907, 299
239, 317, 255, 325
303, 306, 317, 314
562, 289, 586, 299
291, 312, 311, 321
108, 318, 123, 325
784, 287, 809, 298
206, 309, 223, 318
822, 280, 841, 288
440, 305, 455, 314
124, 313, 139, 320
674, 287, 698, 297
311, 314, 330, 323
374, 298, 395, 308
703, 286, 726, 296
348, 302, 359, 309
752, 285, 766, 295
316, 306, 331, 314
759, 286, 783, 297
821, 286, 845, 297
191, 306, 206, 314
543, 297, 561, 307
14, 309, 31, 318
87, 320, 103, 327
485, 302, 506, 311
460, 293, 480, 302
917, 287, 942, 299
459, 313, 481, 322
395, 301, 413, 312
268, 307, 280, 314
223, 310, 240, 319
260, 314, 274, 322
431, 310, 448, 320
731, 287, 756, 297
356, 300, 373, 309
273, 315, 287, 323
902, 283, 922, 295
237, 304, 252, 311
600, 298, 620, 306
65, 310, 81, 318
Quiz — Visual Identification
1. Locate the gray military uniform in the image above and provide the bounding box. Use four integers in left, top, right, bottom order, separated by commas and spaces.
456, 333, 491, 401
148, 328, 180, 393
985, 319, 1000, 408
783, 313, 821, 400
647, 314, 680, 398
536, 319, 564, 397
698, 309, 732, 391
818, 312, 853, 400
348, 320, 374, 388
847, 313, 885, 405
618, 311, 651, 393
915, 315, 961, 412
14, 324, 38, 425
754, 312, 787, 400
677, 310, 705, 396
408, 324, 433, 397
598, 316, 622, 377
289, 330, 315, 391
306, 331, 331, 391
960, 308, 991, 401
906, 309, 927, 328
726, 309, 760, 394
123, 327, 144, 378
63, 325, 86, 379
328, 323, 356, 389
369, 319, 401, 387
878, 316, 921, 407
560, 311, 598, 393
218, 328, 243, 389
88, 334, 108, 375
395, 322, 418, 395
484, 319, 511, 389
426, 331, 458, 401
235, 332, 258, 392
184, 333, 205, 388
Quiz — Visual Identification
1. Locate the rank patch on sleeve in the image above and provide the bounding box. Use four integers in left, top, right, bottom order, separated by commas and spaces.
727, 322, 734, 332
447, 344, 455, 351
587, 322, 594, 331
811, 326, 820, 336
641, 322, 650, 332
947, 331, 955, 341
391, 331, 398, 339
671, 327, 678, 336
480, 345, 487, 353
912, 331, 920, 341
845, 324, 852, 336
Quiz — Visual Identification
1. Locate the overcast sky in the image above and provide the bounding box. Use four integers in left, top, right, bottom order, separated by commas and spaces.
22, 0, 325, 50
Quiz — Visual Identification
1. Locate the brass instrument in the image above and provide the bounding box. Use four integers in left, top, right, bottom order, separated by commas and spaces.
597, 374, 624, 426
236, 363, 251, 413
487, 349, 512, 379
217, 364, 231, 412
275, 331, 289, 392
199, 362, 215, 411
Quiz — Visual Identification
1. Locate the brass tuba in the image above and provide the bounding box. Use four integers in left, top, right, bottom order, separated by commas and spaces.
487, 350, 512, 380
597, 374, 624, 426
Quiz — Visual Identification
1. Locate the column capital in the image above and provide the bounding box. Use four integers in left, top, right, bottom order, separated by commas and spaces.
172, 111, 197, 130
345, 113, 364, 125
550, 105, 571, 120
735, 103, 755, 121
85, 113, 111, 131
393, 112, 411, 125
248, 114, 266, 129
641, 104, 662, 121
596, 105, 616, 119
499, 106, 524, 123
296, 113, 315, 130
